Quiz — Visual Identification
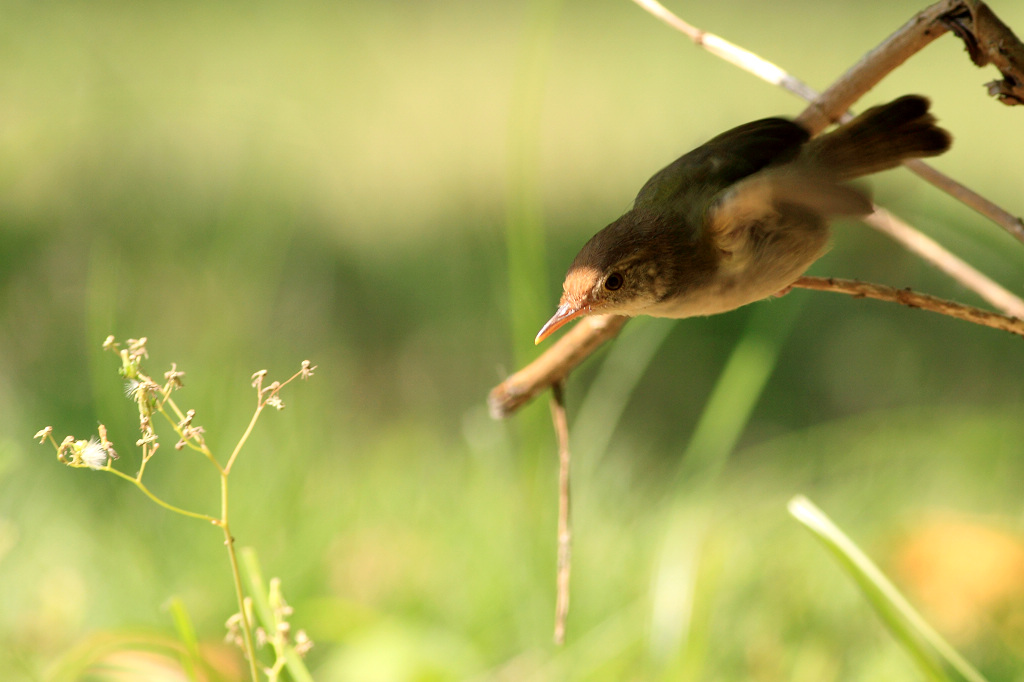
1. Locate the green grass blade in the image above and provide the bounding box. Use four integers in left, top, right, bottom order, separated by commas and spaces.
788, 495, 989, 682
672, 297, 804, 492
504, 0, 565, 367
649, 297, 805, 663
167, 597, 202, 682
239, 547, 272, 634
573, 317, 676, 477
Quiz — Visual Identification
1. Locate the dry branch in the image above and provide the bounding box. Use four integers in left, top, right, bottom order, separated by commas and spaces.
903, 159, 1024, 243
793, 276, 1024, 336
944, 0, 1024, 105
489, 314, 627, 419
793, 1, 954, 132
863, 209, 1024, 318
549, 382, 572, 645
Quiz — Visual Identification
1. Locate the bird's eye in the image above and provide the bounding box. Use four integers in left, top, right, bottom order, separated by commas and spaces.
604, 272, 624, 291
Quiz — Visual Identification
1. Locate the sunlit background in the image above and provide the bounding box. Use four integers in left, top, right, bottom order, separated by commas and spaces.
2, 0, 1024, 679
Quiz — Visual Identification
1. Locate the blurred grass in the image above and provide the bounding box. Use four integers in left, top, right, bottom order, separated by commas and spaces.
789, 496, 988, 682
1, 0, 1024, 679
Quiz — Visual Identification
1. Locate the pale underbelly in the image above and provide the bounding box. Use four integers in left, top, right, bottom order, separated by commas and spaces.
641, 262, 811, 320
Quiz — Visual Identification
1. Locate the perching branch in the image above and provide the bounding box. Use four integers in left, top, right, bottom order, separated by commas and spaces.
632, 0, 1024, 243
489, 0, 1024, 418
489, 313, 628, 418
863, 209, 1024, 319
793, 276, 1024, 337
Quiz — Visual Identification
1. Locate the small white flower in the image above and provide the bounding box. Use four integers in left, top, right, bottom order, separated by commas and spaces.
81, 438, 110, 470
294, 629, 313, 656
124, 380, 142, 399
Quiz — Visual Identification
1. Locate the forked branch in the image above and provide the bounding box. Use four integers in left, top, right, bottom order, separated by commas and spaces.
489, 0, 1024, 418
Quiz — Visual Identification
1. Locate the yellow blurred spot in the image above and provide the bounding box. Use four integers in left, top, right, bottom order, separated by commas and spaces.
894, 517, 1024, 642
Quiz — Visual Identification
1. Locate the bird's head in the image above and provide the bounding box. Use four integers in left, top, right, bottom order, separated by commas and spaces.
535, 215, 684, 344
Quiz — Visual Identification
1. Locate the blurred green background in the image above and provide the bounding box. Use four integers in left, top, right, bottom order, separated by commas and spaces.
2, 0, 1024, 679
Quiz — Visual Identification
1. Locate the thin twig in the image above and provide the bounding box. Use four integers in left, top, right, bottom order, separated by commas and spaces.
635, 0, 1024, 244
946, 0, 1024, 105
489, 314, 628, 418
903, 159, 1024, 243
793, 276, 1024, 336
631, 0, 1024, 244
549, 381, 573, 645
864, 209, 1024, 318
628, 0, 820, 102
792, 0, 957, 132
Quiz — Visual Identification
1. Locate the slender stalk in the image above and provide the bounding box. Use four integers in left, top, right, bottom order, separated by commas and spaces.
904, 159, 1024, 243
108, 422, 260, 679
629, 0, 820, 101
793, 275, 1024, 335
102, 467, 218, 523
157, 395, 225, 472
488, 314, 628, 418
136, 445, 152, 480
45, 343, 316, 680
863, 209, 1024, 318
222, 515, 260, 682
549, 381, 572, 645
634, 0, 1024, 247
226, 367, 309, 474
226, 404, 265, 475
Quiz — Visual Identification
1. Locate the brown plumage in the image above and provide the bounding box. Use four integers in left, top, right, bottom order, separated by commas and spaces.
536, 95, 952, 343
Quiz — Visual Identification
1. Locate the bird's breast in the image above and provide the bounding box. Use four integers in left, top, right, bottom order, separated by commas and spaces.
640, 254, 812, 320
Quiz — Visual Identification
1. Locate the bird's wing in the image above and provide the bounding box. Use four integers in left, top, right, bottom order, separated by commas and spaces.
705, 169, 872, 255
633, 117, 810, 226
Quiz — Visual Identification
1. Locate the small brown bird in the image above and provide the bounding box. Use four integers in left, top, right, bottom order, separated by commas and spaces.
536, 95, 951, 344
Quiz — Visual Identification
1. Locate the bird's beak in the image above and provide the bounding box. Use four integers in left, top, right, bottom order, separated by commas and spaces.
535, 302, 587, 345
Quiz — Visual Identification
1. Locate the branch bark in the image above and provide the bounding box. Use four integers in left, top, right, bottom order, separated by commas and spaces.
793, 0, 956, 133
863, 209, 1024, 319
793, 276, 1024, 336
489, 313, 627, 418
945, 0, 1024, 105
549, 381, 572, 645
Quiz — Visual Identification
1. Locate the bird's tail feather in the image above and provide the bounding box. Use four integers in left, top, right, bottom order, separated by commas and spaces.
804, 95, 951, 180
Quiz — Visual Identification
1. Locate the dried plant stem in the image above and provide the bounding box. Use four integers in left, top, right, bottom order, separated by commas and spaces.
635, 0, 1024, 243
792, 0, 955, 132
793, 276, 1024, 336
222, 518, 260, 682
489, 314, 628, 418
864, 209, 1024, 318
904, 159, 1024, 242
629, 0, 820, 101
550, 381, 573, 645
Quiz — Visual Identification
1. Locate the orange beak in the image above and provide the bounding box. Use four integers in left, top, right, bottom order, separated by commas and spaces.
535, 302, 587, 345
